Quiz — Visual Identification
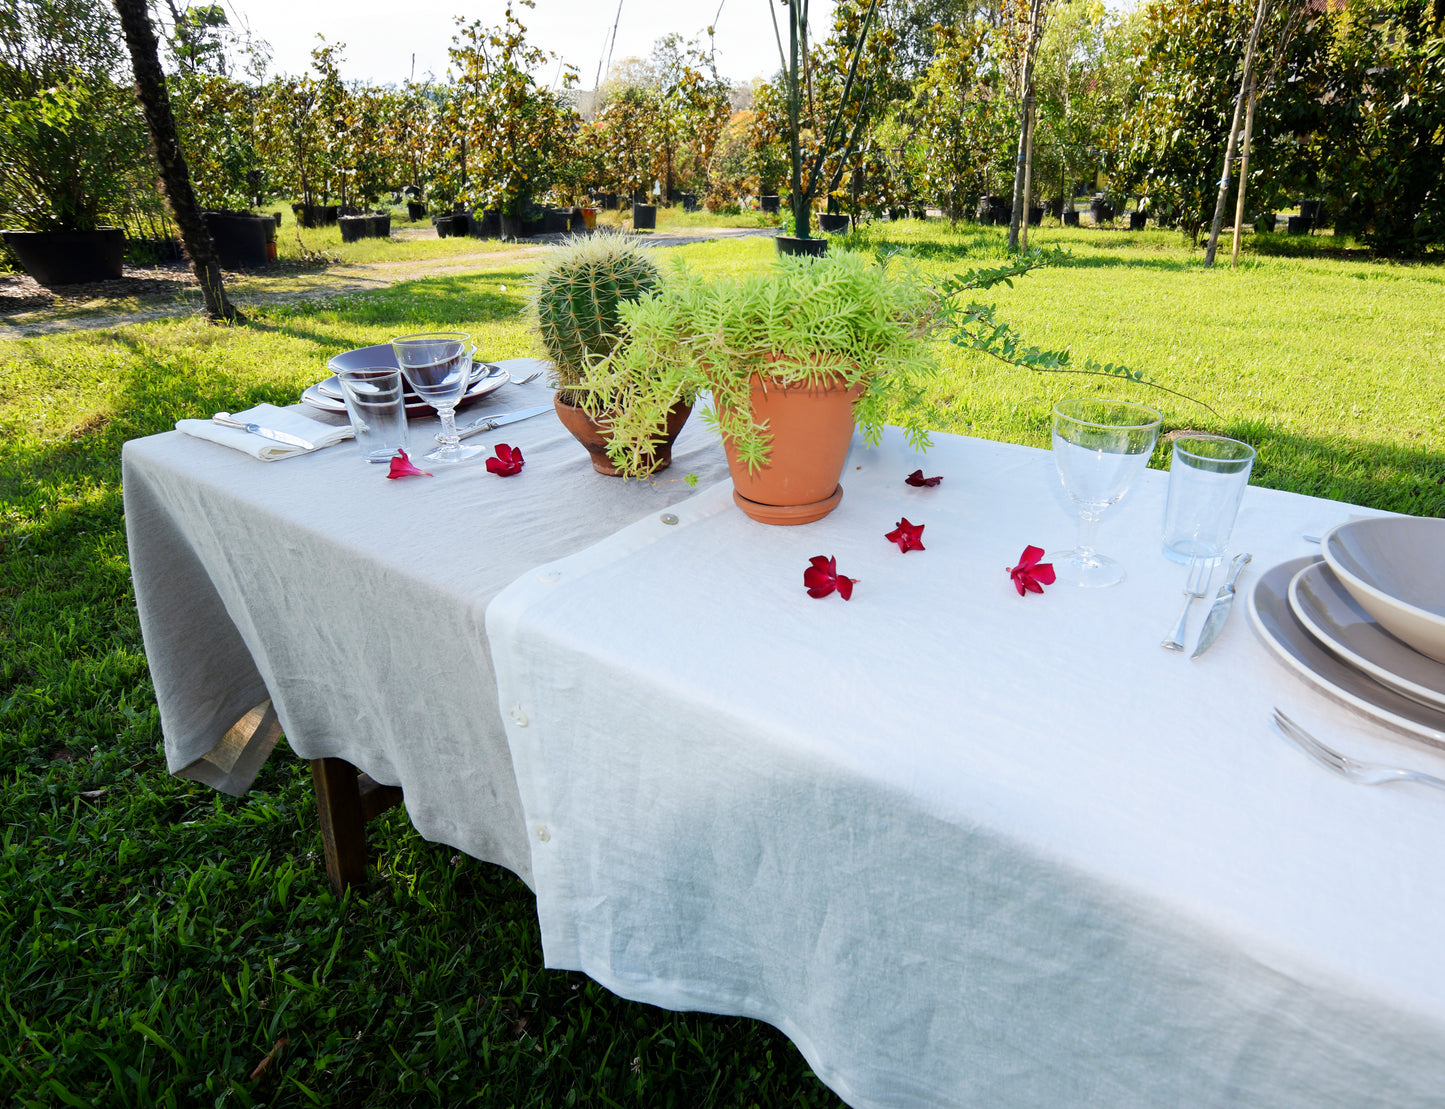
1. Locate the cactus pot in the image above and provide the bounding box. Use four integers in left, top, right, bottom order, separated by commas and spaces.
553, 395, 693, 476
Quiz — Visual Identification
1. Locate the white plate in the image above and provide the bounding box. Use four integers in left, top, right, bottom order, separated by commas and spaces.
1248, 556, 1445, 750
302, 364, 509, 419
1289, 561, 1445, 713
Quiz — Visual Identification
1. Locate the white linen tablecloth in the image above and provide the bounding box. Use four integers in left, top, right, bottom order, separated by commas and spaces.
485, 426, 1445, 1108
122, 360, 732, 883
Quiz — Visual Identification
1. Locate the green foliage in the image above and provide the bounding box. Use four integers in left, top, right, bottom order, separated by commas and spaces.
171, 72, 261, 210
0, 77, 148, 233
911, 21, 1005, 220
2, 224, 1444, 1102
585, 250, 943, 475
1313, 0, 1445, 254
0, 0, 147, 233
528, 230, 662, 404
448, 0, 579, 220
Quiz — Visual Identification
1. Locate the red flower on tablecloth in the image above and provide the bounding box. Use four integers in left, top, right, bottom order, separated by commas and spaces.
905, 469, 942, 487
486, 443, 525, 476
804, 555, 856, 600
885, 517, 926, 553
1008, 544, 1056, 596
386, 449, 432, 479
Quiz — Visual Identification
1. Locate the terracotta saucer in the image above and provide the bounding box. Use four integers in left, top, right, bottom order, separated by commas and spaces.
732, 484, 844, 526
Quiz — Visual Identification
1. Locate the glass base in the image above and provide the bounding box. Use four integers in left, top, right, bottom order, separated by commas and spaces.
1049, 548, 1126, 588
423, 442, 484, 465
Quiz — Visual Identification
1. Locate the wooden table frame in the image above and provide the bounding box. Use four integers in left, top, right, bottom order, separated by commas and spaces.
309, 757, 404, 891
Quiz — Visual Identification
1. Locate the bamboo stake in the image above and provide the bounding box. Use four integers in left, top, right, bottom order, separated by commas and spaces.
1203, 0, 1269, 266
1229, 79, 1258, 268
1021, 99, 1037, 250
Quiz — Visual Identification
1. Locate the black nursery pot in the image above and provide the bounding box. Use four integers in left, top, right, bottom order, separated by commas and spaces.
2, 227, 125, 284
631, 203, 656, 230
774, 234, 827, 257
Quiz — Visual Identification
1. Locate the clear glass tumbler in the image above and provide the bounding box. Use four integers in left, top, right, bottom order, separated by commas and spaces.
1161, 434, 1256, 564
336, 367, 409, 463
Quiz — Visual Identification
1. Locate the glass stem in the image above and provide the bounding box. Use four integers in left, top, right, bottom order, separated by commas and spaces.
437, 406, 460, 451
1075, 511, 1102, 560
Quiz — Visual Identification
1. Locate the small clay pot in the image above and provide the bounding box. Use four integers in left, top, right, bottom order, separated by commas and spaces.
554, 395, 692, 476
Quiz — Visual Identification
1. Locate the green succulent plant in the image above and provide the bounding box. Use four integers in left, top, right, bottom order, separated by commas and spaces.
528, 230, 662, 407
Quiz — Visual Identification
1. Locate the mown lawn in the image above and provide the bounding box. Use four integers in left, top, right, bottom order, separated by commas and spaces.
1, 220, 1441, 1107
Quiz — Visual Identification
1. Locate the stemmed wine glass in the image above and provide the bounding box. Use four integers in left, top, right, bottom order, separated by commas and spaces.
1049, 397, 1162, 587
390, 331, 481, 464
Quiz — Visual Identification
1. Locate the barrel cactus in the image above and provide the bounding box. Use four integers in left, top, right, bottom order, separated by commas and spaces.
529, 230, 661, 408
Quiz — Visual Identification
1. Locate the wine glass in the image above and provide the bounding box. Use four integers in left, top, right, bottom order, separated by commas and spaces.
389, 331, 482, 464
1049, 397, 1162, 588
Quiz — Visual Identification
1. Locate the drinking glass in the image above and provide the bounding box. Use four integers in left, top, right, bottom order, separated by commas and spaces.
336, 367, 409, 463
389, 331, 481, 464
1049, 397, 1162, 588
1161, 434, 1256, 564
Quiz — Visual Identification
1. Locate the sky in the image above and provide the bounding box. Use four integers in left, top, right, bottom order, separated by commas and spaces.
220, 0, 832, 90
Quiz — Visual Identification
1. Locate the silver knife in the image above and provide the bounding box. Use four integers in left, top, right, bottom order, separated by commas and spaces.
1190, 553, 1253, 659
212, 412, 316, 451
444, 404, 554, 443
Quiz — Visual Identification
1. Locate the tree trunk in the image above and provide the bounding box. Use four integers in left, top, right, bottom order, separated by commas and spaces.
111, 0, 241, 323
1008, 0, 1047, 251
1204, 0, 1269, 266
1020, 100, 1036, 250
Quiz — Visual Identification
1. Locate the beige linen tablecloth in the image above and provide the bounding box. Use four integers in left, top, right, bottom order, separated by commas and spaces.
122, 360, 732, 883
486, 425, 1445, 1109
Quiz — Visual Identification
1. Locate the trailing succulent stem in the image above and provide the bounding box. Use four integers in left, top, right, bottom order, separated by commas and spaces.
528, 230, 661, 407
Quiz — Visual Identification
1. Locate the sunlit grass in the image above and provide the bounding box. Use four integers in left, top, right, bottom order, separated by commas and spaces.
1, 217, 1441, 1104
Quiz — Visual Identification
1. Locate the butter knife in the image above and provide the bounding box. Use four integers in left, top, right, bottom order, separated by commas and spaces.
445, 404, 554, 443
1190, 553, 1253, 659
212, 412, 316, 451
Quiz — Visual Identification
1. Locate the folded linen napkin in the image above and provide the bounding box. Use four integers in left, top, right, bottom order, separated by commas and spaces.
175, 403, 353, 462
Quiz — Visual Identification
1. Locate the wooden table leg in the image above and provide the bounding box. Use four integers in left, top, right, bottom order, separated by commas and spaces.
310, 757, 404, 892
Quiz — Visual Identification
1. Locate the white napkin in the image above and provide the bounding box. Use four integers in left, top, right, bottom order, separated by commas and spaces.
175, 403, 353, 462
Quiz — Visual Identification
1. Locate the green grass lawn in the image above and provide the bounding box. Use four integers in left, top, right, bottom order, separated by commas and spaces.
1, 220, 1442, 1106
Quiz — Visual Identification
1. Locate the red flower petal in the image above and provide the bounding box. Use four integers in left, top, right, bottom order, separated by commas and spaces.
804, 555, 854, 600
1007, 544, 1054, 596
386, 449, 432, 479
905, 469, 943, 487
885, 517, 926, 553
486, 442, 525, 476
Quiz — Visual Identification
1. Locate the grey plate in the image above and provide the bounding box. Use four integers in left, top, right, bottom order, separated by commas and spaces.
1290, 561, 1445, 713
1248, 556, 1445, 750
301, 364, 508, 419
1322, 517, 1445, 665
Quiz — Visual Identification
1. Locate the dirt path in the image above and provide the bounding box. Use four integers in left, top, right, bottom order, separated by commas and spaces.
0, 226, 778, 341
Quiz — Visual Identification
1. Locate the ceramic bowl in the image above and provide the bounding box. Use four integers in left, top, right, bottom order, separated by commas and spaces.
1321, 517, 1445, 664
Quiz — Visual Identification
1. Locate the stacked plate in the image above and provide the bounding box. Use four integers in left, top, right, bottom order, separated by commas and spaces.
1248, 517, 1445, 748
300, 343, 510, 419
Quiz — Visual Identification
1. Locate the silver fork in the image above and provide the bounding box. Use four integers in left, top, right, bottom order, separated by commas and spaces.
1161, 555, 1214, 651
1272, 709, 1445, 793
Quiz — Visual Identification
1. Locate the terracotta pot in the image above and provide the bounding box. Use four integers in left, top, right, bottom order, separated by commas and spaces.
554, 395, 693, 476
720, 372, 865, 525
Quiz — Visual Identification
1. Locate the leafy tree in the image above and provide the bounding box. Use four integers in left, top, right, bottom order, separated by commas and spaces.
448, 0, 577, 221
912, 21, 1005, 220
0, 0, 148, 232
170, 72, 260, 209
707, 109, 756, 209
1313, 0, 1445, 252
1109, 0, 1314, 241
595, 83, 665, 200
1031, 0, 1116, 211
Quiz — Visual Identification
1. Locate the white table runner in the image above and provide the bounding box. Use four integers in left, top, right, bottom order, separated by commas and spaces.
486, 426, 1445, 1108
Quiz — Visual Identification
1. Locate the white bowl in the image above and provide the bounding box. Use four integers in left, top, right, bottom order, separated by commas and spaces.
1321, 517, 1445, 664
